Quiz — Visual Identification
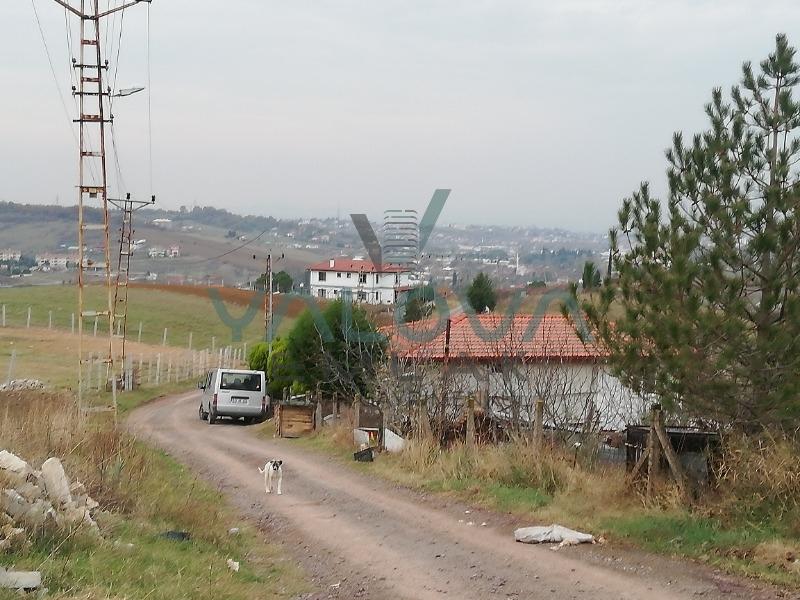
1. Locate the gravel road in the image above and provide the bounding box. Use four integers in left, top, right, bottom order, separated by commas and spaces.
128, 391, 791, 600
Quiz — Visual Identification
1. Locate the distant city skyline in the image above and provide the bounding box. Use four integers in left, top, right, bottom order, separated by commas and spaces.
2, 1, 799, 233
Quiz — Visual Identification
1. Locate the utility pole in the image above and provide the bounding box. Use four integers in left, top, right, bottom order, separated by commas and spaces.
109, 193, 155, 366
48, 0, 153, 417
265, 253, 272, 344
257, 251, 283, 347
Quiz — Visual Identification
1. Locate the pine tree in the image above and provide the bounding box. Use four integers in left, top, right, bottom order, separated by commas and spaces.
581, 261, 601, 290
467, 272, 497, 313
581, 35, 800, 430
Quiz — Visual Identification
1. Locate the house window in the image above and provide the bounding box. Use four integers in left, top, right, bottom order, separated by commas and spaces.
318, 289, 326, 298
333, 289, 339, 296
375, 274, 380, 284
358, 273, 367, 284
346, 272, 352, 279
395, 273, 400, 284
337, 272, 342, 278
318, 271, 327, 282
357, 291, 367, 301
374, 292, 380, 301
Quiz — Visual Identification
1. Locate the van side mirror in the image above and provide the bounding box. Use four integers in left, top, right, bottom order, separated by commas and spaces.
198, 381, 205, 390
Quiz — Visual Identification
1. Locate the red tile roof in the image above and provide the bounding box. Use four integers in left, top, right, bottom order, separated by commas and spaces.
308, 259, 411, 273
386, 313, 601, 363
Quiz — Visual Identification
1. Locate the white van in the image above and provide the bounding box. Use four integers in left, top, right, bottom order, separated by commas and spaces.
199, 368, 268, 424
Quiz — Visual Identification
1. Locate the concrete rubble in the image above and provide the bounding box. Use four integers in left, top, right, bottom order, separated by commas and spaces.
0, 451, 101, 553
0, 379, 46, 392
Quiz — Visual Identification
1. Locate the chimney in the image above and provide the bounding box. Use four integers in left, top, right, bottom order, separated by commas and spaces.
329, 259, 335, 268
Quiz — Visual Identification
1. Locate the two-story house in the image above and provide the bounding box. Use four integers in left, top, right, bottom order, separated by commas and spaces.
307, 258, 413, 304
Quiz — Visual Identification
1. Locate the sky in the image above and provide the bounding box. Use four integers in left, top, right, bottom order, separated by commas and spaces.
2, 1, 799, 232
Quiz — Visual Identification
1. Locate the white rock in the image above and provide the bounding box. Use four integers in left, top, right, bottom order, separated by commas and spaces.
0, 526, 25, 553
0, 451, 30, 475
40, 458, 72, 507
0, 568, 41, 590
22, 499, 56, 529
226, 558, 240, 572
0, 489, 29, 520
15, 482, 42, 503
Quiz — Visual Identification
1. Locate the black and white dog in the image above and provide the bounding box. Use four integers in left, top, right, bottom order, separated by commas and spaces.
257, 459, 283, 495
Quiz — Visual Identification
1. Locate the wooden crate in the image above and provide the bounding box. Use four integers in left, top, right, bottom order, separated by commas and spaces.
276, 403, 315, 438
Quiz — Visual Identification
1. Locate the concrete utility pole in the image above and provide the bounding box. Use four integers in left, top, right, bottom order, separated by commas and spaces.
46, 0, 152, 417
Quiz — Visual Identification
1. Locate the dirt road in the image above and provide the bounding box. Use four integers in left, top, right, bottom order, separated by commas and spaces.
129, 391, 787, 600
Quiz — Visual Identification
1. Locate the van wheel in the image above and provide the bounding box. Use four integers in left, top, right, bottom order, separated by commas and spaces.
199, 404, 208, 421
208, 409, 217, 425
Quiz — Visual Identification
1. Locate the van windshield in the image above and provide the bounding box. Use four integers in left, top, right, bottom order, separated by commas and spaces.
219, 372, 262, 392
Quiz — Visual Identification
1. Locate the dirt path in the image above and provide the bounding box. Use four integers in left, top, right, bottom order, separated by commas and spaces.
129, 391, 790, 600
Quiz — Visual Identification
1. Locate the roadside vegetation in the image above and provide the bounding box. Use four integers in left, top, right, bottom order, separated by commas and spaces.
0, 386, 307, 599
298, 423, 800, 587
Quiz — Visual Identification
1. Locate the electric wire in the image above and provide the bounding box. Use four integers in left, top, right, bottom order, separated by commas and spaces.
180, 230, 272, 265
146, 4, 153, 196
31, 0, 79, 146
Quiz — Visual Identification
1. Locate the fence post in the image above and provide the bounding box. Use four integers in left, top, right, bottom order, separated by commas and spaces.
188, 331, 193, 350
653, 406, 689, 500
5, 349, 16, 384
156, 354, 162, 385
466, 395, 476, 448
352, 394, 361, 429
48, 311, 52, 330
93, 317, 98, 337
167, 356, 173, 383
646, 403, 661, 499
71, 313, 75, 334
137, 321, 143, 343
1, 305, 5, 327
147, 356, 153, 384
533, 398, 544, 449
162, 328, 168, 347
26, 307, 31, 328
211, 336, 216, 353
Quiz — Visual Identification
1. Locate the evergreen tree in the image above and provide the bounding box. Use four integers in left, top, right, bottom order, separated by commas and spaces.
466, 272, 497, 313
581, 35, 800, 430
285, 299, 385, 396
581, 261, 602, 290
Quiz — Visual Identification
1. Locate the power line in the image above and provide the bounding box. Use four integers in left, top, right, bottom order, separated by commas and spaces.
180, 229, 271, 265
31, 0, 78, 145
146, 4, 153, 195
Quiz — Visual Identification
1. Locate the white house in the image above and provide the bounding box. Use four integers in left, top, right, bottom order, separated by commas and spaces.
35, 254, 75, 270
0, 250, 21, 262
307, 258, 413, 304
386, 313, 645, 431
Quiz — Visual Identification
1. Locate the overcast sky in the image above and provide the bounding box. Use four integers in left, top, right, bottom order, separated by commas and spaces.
2, 1, 799, 232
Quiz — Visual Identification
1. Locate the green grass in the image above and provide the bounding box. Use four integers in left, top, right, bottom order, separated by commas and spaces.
0, 284, 292, 350
604, 513, 800, 587
0, 384, 309, 600
1, 447, 308, 600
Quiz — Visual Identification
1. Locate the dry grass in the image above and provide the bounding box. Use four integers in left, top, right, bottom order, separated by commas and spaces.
0, 389, 308, 598
300, 423, 800, 588
713, 433, 800, 527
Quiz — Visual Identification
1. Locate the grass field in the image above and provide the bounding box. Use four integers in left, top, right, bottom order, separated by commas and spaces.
0, 284, 297, 351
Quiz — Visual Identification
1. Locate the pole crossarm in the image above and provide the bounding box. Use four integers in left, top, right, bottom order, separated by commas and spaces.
49, 0, 152, 20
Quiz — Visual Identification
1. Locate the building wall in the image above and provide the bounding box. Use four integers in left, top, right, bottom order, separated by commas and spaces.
394, 360, 645, 431
308, 269, 412, 304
